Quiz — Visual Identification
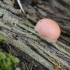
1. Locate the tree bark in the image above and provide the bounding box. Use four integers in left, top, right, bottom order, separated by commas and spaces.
0, 0, 70, 70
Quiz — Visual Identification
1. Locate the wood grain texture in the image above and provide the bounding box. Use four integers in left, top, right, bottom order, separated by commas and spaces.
0, 0, 70, 70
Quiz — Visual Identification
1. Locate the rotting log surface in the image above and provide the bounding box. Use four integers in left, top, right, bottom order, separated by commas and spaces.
0, 0, 70, 70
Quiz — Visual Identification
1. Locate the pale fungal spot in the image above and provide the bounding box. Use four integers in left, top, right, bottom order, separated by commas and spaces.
34, 18, 61, 42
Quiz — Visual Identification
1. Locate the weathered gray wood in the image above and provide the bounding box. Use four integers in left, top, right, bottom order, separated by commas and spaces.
0, 0, 70, 70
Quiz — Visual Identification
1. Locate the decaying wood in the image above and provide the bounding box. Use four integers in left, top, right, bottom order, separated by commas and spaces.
0, 0, 70, 70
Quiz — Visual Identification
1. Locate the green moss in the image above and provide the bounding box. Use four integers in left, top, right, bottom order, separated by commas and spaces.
0, 52, 21, 70
0, 35, 4, 42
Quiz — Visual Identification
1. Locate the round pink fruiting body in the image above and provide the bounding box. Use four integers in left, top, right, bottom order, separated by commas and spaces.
34, 18, 61, 42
